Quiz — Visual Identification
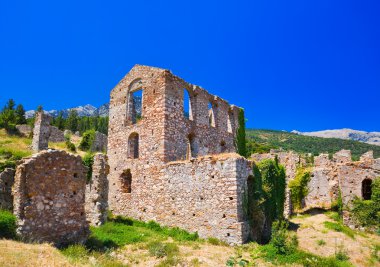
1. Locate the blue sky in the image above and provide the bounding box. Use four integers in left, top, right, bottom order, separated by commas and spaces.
0, 0, 379, 132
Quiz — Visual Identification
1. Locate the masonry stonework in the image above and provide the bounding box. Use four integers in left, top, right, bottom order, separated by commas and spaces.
85, 153, 109, 226
0, 168, 15, 211
91, 131, 108, 152
107, 65, 252, 244
251, 149, 380, 223
13, 150, 89, 246
31, 111, 51, 151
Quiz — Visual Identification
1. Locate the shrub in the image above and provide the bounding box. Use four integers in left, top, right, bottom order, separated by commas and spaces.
235, 108, 247, 157
351, 177, 380, 229
82, 152, 94, 182
331, 189, 343, 217
289, 167, 311, 211
270, 220, 297, 255
0, 209, 17, 239
65, 140, 76, 152
317, 239, 326, 246
147, 241, 179, 258
79, 129, 95, 151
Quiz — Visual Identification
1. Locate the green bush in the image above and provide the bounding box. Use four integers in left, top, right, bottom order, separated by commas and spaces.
270, 220, 297, 255
236, 108, 247, 157
0, 209, 17, 239
65, 140, 76, 152
82, 152, 94, 182
289, 167, 311, 211
351, 177, 380, 229
79, 129, 95, 151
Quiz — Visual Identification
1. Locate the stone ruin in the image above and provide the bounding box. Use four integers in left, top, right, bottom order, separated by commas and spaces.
251, 149, 380, 226
0, 168, 15, 211
31, 111, 65, 151
85, 153, 109, 226
13, 150, 89, 246
91, 131, 108, 152
107, 65, 253, 244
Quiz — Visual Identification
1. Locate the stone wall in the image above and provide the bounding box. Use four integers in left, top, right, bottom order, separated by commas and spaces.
13, 150, 89, 246
252, 150, 380, 213
91, 131, 108, 152
49, 126, 65, 143
107, 65, 252, 244
16, 124, 32, 137
86, 153, 109, 226
0, 168, 15, 211
109, 153, 252, 244
31, 112, 51, 151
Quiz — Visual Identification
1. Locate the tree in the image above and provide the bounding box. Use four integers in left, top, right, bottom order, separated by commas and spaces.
236, 108, 247, 157
15, 104, 26, 124
54, 111, 65, 130
0, 99, 16, 132
66, 109, 79, 132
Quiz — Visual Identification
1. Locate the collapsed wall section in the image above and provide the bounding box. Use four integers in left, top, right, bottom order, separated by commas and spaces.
13, 150, 89, 246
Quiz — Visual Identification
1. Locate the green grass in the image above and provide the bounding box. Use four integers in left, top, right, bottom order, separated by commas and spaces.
252, 243, 353, 267
86, 215, 198, 251
323, 221, 356, 239
326, 211, 342, 222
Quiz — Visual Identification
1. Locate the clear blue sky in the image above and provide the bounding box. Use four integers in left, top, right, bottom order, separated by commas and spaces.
0, 0, 379, 132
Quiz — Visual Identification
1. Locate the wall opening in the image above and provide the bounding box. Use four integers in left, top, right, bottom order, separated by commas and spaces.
183, 89, 193, 120
127, 79, 143, 125
220, 140, 227, 153
128, 132, 139, 159
208, 102, 216, 127
227, 111, 233, 133
121, 169, 132, 193
362, 179, 372, 200
186, 134, 197, 159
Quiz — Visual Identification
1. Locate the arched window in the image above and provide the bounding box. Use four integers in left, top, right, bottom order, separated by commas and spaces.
121, 169, 132, 193
208, 102, 216, 127
362, 179, 372, 200
127, 79, 143, 124
128, 132, 139, 159
183, 89, 193, 120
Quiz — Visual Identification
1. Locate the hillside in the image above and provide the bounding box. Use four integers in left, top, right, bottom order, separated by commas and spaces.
246, 129, 380, 159
292, 129, 380, 146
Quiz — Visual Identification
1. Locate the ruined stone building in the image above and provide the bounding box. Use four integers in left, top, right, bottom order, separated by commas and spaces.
0, 168, 15, 211
251, 149, 380, 223
13, 150, 89, 246
107, 65, 253, 244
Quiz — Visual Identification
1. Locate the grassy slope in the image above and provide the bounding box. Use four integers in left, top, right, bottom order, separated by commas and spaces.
246, 129, 380, 159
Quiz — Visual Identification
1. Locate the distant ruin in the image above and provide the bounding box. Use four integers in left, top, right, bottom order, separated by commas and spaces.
107, 65, 252, 244
13, 150, 89, 246
31, 111, 65, 151
251, 149, 380, 226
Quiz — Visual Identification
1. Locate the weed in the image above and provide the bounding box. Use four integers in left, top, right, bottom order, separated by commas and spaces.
317, 239, 326, 246
324, 221, 356, 239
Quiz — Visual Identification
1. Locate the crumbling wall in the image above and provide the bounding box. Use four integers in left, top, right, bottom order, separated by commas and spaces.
91, 131, 108, 152
13, 150, 89, 246
0, 168, 15, 211
86, 154, 109, 226
49, 126, 65, 142
31, 112, 51, 151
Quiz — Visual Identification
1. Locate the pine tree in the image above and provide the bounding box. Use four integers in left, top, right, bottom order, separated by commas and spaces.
15, 104, 27, 124
66, 109, 79, 132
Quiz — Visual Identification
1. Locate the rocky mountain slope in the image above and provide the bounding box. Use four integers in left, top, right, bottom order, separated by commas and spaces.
292, 129, 380, 146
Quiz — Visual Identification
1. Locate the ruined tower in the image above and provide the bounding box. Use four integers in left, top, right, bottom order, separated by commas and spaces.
31, 111, 51, 151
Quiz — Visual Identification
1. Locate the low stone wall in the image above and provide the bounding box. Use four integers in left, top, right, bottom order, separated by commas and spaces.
13, 150, 89, 246
0, 168, 15, 211
86, 154, 109, 226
